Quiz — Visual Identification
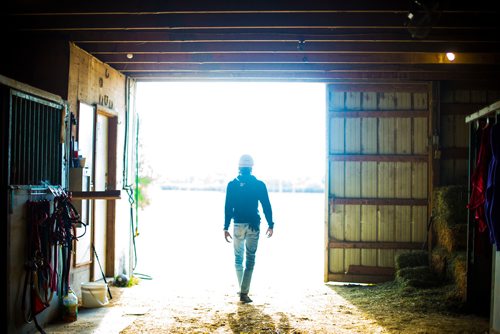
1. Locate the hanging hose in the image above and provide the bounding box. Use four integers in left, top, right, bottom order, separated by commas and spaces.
122, 91, 151, 281
135, 114, 140, 241
133, 114, 151, 280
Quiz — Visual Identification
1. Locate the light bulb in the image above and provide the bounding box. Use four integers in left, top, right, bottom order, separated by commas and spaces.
126, 53, 134, 59
446, 52, 455, 62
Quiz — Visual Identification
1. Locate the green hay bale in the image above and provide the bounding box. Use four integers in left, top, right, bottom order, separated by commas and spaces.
433, 185, 468, 226
395, 250, 429, 270
396, 266, 440, 288
433, 221, 468, 253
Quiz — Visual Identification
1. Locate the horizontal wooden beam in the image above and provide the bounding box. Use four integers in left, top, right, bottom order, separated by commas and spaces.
59, 29, 500, 43
8, 1, 498, 13
10, 13, 410, 30
329, 240, 424, 250
328, 110, 428, 118
327, 83, 430, 92
12, 11, 498, 31
329, 198, 428, 206
108, 62, 500, 73
440, 103, 489, 115
327, 273, 394, 283
123, 70, 500, 82
329, 154, 428, 162
0, 74, 64, 104
94, 52, 500, 65
441, 81, 500, 91
76, 40, 500, 54
70, 190, 121, 200
440, 147, 468, 160
347, 265, 395, 276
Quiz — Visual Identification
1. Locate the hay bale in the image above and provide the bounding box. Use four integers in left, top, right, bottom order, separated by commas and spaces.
433, 221, 468, 252
396, 266, 440, 288
430, 247, 448, 279
449, 253, 467, 302
395, 250, 429, 270
433, 186, 468, 226
430, 248, 467, 298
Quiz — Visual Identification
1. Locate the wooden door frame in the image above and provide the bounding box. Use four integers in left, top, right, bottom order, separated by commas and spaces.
74, 101, 95, 270
95, 105, 118, 278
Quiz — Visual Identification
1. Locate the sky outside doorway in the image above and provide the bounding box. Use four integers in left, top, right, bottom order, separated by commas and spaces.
136, 82, 325, 187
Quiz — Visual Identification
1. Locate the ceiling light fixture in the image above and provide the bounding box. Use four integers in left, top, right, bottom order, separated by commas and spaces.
126, 53, 134, 59
446, 52, 455, 62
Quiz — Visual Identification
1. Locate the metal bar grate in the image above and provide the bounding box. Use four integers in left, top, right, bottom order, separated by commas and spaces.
9, 89, 63, 186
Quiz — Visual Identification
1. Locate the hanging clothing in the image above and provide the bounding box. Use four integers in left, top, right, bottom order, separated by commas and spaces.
467, 122, 492, 233
485, 122, 499, 246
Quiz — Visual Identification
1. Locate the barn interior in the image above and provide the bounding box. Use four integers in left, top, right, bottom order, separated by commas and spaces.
2, 1, 500, 333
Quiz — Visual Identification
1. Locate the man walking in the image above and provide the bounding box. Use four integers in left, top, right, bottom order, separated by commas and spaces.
224, 154, 274, 303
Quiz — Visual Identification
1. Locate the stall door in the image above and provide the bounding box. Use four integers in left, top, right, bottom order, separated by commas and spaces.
325, 83, 432, 283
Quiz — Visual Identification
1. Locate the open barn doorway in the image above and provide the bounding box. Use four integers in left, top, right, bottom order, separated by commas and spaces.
133, 82, 326, 296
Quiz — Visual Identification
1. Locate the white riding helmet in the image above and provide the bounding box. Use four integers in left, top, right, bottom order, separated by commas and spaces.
238, 154, 254, 168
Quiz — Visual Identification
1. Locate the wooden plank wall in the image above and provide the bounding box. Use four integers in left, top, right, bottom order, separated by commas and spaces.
327, 84, 430, 282
67, 43, 129, 294
439, 83, 500, 186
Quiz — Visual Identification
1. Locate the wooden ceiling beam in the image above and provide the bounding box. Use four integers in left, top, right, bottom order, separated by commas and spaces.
10, 0, 498, 13
11, 11, 497, 31
121, 69, 498, 81
77, 40, 500, 53
7, 2, 500, 81
46, 30, 500, 43
109, 62, 500, 73
94, 52, 500, 65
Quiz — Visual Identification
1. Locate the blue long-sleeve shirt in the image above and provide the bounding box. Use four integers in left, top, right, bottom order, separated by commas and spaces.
224, 174, 274, 231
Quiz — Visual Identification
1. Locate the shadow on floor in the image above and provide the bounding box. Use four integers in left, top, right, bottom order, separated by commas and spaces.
227, 303, 297, 334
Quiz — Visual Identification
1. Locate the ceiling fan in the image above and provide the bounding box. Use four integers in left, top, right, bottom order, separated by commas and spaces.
405, 0, 445, 39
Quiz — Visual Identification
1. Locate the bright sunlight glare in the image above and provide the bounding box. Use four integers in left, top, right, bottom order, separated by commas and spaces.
136, 82, 326, 186
134, 82, 326, 292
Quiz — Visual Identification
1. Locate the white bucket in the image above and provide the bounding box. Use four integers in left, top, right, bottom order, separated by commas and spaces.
81, 282, 109, 308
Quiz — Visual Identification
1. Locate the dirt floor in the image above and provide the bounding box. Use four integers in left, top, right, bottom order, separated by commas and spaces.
45, 277, 490, 334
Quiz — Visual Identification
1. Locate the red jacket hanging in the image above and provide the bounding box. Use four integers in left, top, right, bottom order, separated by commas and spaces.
467, 122, 492, 233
